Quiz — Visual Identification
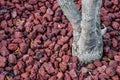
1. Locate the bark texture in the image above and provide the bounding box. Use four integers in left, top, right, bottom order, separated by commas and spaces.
57, 0, 103, 63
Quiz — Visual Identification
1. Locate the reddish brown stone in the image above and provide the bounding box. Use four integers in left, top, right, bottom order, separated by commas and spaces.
40, 6, 46, 14
0, 56, 6, 67
69, 69, 77, 79
44, 40, 51, 47
43, 62, 55, 74
0, 74, 5, 80
1, 20, 7, 29
114, 55, 120, 61
105, 67, 116, 76
68, 63, 77, 70
93, 60, 102, 67
64, 73, 71, 80
8, 43, 18, 51
112, 22, 120, 30
116, 66, 120, 76
71, 56, 78, 63
97, 65, 107, 74
14, 32, 23, 38
87, 63, 95, 69
61, 44, 68, 51
19, 42, 28, 54
81, 67, 88, 74
59, 62, 67, 72
0, 46, 9, 56
8, 54, 17, 64
112, 75, 119, 80
98, 73, 109, 79
112, 38, 118, 47
46, 8, 53, 15
21, 72, 29, 79
62, 55, 70, 63
57, 72, 63, 79
54, 44, 61, 51
109, 60, 118, 68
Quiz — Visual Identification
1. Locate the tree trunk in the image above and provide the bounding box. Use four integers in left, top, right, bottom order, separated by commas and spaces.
57, 0, 103, 64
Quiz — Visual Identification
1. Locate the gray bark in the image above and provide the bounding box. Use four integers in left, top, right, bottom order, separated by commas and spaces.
57, 0, 103, 63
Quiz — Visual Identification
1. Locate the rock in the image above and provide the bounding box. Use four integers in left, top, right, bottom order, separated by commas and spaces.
49, 76, 57, 80
8, 43, 18, 51
109, 60, 118, 68
59, 62, 67, 72
112, 22, 119, 30
54, 44, 61, 51
44, 40, 51, 47
14, 32, 23, 38
81, 67, 88, 74
57, 72, 63, 79
8, 54, 17, 64
112, 38, 118, 47
0, 74, 5, 80
98, 73, 109, 79
114, 55, 120, 61
116, 66, 120, 76
46, 8, 53, 15
43, 62, 55, 74
64, 72, 71, 80
11, 10, 17, 18
69, 69, 77, 79
68, 63, 77, 70
19, 42, 28, 54
35, 24, 46, 33
21, 72, 29, 79
0, 56, 6, 67
29, 0, 37, 5
25, 3, 33, 11
93, 60, 102, 67
61, 44, 68, 51
71, 56, 78, 63
40, 6, 46, 14
87, 63, 95, 69
112, 75, 119, 80
97, 65, 107, 74
62, 55, 70, 63
0, 46, 9, 56
105, 67, 116, 76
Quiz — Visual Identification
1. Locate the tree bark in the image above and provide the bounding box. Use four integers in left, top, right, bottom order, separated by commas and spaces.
57, 0, 103, 63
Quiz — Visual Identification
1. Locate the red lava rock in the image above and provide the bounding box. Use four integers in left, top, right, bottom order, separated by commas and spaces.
62, 55, 70, 63
87, 63, 95, 69
0, 74, 5, 80
112, 22, 120, 30
116, 66, 120, 76
69, 69, 77, 79
43, 62, 55, 74
59, 62, 67, 72
93, 60, 102, 67
114, 55, 120, 61
1, 20, 7, 29
97, 65, 107, 73
105, 67, 116, 76
68, 63, 77, 70
19, 42, 28, 54
14, 32, 23, 38
54, 44, 61, 51
98, 73, 109, 79
29, 0, 37, 4
0, 56, 6, 67
57, 72, 63, 79
49, 76, 57, 80
21, 72, 29, 79
104, 0, 113, 8
0, 46, 9, 56
61, 44, 68, 51
46, 8, 53, 15
112, 0, 119, 5
25, 3, 33, 11
8, 54, 17, 64
71, 56, 78, 63
8, 43, 18, 51
64, 72, 71, 80
112, 38, 118, 47
40, 6, 47, 14
44, 40, 51, 47
109, 60, 118, 68
81, 67, 88, 74
112, 75, 119, 80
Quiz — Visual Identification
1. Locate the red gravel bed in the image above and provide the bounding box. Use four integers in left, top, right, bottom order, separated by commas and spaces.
0, 0, 120, 80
